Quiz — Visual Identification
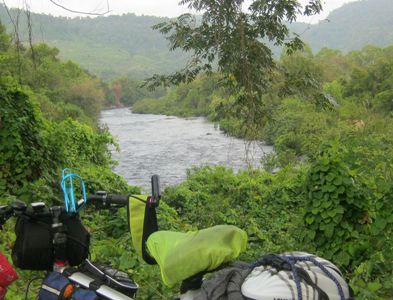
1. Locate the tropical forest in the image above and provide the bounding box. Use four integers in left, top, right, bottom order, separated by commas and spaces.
0, 0, 392, 299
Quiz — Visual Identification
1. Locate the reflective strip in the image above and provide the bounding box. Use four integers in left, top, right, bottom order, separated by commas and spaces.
41, 284, 61, 296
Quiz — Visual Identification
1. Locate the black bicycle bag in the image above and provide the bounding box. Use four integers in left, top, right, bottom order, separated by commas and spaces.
12, 212, 90, 270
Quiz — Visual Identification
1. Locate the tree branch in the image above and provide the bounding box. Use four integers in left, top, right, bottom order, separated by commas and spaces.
2, 0, 22, 82
48, 0, 111, 16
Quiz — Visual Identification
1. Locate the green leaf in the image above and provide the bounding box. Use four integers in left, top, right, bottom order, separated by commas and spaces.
306, 215, 315, 224
334, 214, 343, 224
321, 165, 330, 172
367, 281, 382, 292
336, 251, 350, 266
333, 176, 342, 186
324, 223, 335, 238
312, 173, 319, 180
328, 209, 337, 218
335, 205, 344, 214
308, 230, 316, 240
321, 210, 329, 219
119, 252, 138, 269
337, 185, 345, 194
326, 172, 335, 182
327, 184, 336, 192
371, 218, 388, 234
314, 191, 323, 199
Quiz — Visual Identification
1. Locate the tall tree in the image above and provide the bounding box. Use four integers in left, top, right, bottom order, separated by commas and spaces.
147, 0, 322, 137
0, 20, 11, 51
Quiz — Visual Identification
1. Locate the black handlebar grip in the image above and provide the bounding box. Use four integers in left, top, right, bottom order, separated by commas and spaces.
107, 195, 129, 206
86, 195, 105, 204
151, 175, 160, 207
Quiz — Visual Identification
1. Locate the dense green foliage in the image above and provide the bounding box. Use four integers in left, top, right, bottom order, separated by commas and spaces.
108, 77, 167, 108
133, 44, 393, 298
264, 46, 393, 298
0, 18, 188, 299
133, 35, 393, 300
303, 142, 393, 297
163, 166, 308, 259
161, 144, 393, 298
0, 24, 120, 201
133, 74, 225, 117
0, 21, 147, 298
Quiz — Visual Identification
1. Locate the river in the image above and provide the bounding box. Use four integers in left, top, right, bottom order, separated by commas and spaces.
100, 108, 273, 192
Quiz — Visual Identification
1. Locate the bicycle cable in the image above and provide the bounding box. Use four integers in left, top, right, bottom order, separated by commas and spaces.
24, 276, 44, 300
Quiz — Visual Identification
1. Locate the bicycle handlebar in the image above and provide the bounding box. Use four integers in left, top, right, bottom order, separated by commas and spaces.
87, 192, 129, 207
0, 174, 161, 227
0, 193, 130, 228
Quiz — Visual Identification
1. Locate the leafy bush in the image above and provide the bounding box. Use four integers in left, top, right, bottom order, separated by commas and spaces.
163, 166, 308, 259
133, 75, 224, 118
302, 141, 393, 298
303, 143, 370, 265
0, 77, 53, 201
0, 27, 158, 299
263, 97, 334, 162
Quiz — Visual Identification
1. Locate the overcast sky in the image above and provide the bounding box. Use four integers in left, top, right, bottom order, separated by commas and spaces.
3, 0, 360, 23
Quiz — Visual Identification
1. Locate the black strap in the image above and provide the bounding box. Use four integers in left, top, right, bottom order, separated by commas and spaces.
252, 254, 292, 271
63, 267, 79, 277
296, 267, 329, 300
141, 201, 158, 265
89, 279, 105, 291
180, 272, 205, 294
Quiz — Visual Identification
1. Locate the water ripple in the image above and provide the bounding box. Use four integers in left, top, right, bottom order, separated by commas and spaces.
100, 108, 273, 192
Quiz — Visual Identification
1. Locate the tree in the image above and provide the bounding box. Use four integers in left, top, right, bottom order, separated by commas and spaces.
277, 47, 327, 105
65, 79, 105, 119
0, 20, 11, 51
315, 48, 351, 82
147, 0, 322, 137
109, 77, 167, 107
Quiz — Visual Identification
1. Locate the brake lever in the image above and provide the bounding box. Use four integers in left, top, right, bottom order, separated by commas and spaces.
0, 205, 12, 229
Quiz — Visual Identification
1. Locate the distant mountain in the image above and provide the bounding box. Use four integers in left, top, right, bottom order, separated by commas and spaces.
1, 0, 393, 79
299, 0, 393, 52
0, 6, 189, 79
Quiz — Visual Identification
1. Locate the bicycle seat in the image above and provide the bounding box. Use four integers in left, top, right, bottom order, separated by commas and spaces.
127, 195, 247, 286
146, 225, 247, 287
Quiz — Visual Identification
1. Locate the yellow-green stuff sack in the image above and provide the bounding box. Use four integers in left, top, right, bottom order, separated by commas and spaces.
146, 225, 248, 287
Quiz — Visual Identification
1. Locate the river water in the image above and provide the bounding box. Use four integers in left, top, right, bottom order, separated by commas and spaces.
100, 108, 273, 192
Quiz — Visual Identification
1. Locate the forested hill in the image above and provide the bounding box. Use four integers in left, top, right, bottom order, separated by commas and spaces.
298, 0, 393, 52
1, 0, 393, 79
0, 7, 189, 79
